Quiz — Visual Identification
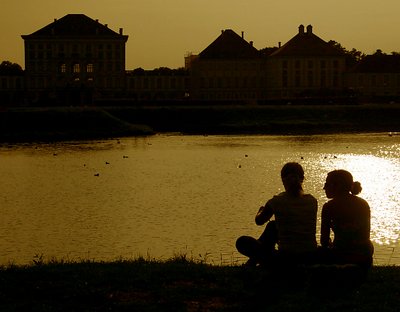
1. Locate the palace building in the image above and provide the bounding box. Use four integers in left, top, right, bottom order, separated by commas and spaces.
266, 25, 346, 100
21, 14, 128, 104
4, 14, 396, 105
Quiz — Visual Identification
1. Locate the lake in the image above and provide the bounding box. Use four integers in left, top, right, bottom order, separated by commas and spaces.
0, 133, 399, 265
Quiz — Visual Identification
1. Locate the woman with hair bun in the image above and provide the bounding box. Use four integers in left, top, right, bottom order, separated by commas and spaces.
320, 170, 374, 268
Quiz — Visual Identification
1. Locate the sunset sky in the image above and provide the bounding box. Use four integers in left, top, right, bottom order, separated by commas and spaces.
2, 0, 400, 70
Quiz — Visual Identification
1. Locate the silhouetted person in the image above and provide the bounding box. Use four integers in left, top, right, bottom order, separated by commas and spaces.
320, 170, 374, 269
236, 162, 318, 267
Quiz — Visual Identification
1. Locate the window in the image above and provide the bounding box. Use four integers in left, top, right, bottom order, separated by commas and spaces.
73, 64, 80, 73
321, 71, 326, 87
371, 75, 377, 86
86, 64, 94, 73
358, 75, 364, 86
60, 64, 66, 73
383, 75, 389, 86
282, 70, 288, 87
333, 71, 339, 87
295, 71, 301, 87
143, 78, 149, 89
308, 71, 313, 87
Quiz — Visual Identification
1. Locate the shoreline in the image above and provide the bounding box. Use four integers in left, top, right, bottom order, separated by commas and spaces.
1, 103, 399, 143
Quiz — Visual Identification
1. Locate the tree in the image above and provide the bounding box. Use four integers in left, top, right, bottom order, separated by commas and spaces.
328, 41, 366, 67
259, 46, 279, 57
0, 61, 23, 75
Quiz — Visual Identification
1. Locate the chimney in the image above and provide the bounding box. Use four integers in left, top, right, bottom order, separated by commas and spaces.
241, 31, 244, 39
278, 42, 281, 48
96, 19, 99, 23
119, 28, 123, 35
105, 24, 108, 28
250, 41, 253, 47
306, 25, 313, 34
54, 18, 57, 23
298, 24, 305, 34
221, 30, 224, 34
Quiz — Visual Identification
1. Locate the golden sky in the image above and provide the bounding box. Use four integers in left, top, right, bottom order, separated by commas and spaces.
2, 0, 400, 70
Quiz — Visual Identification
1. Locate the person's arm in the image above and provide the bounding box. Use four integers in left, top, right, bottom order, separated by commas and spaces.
255, 204, 273, 225
320, 204, 332, 247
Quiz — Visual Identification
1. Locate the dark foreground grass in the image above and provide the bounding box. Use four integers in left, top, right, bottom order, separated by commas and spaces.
0, 258, 399, 312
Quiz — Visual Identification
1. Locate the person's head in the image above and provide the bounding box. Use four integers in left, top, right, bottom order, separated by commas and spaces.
324, 169, 362, 198
281, 162, 304, 196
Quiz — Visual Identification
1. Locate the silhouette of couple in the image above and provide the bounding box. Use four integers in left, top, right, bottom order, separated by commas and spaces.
236, 162, 374, 269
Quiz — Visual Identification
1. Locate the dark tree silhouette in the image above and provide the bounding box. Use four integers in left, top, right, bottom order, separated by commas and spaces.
328, 41, 366, 67
0, 61, 23, 75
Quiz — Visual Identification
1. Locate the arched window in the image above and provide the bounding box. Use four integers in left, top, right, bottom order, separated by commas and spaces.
86, 64, 94, 73
73, 64, 80, 73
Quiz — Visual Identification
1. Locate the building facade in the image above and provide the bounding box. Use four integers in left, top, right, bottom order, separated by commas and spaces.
266, 25, 347, 100
21, 14, 128, 105
13, 16, 398, 105
126, 67, 189, 101
346, 52, 400, 100
188, 29, 267, 103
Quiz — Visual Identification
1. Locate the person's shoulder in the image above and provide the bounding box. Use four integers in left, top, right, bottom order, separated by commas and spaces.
302, 193, 318, 203
303, 193, 317, 200
352, 195, 370, 207
267, 192, 287, 204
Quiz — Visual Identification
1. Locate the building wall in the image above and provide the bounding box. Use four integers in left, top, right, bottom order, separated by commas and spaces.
189, 59, 267, 101
267, 56, 346, 99
126, 70, 189, 101
23, 36, 127, 104
346, 72, 400, 98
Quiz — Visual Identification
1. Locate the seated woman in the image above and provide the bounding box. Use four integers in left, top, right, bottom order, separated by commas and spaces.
236, 162, 318, 266
320, 170, 374, 269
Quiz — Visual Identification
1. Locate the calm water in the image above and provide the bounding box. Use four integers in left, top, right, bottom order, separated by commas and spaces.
0, 133, 399, 265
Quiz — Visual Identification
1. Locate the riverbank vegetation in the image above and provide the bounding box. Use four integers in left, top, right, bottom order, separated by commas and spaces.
0, 256, 399, 311
1, 103, 400, 143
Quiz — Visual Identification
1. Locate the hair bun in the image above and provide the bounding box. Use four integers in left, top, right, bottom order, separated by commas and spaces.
351, 181, 362, 195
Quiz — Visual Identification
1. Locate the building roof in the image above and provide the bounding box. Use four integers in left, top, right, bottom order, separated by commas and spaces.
349, 53, 400, 73
270, 25, 344, 57
22, 14, 128, 40
199, 29, 260, 59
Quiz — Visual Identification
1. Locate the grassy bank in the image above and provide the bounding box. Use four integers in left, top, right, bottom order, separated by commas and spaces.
1, 103, 400, 142
1, 258, 399, 311
106, 103, 400, 135
0, 107, 154, 142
